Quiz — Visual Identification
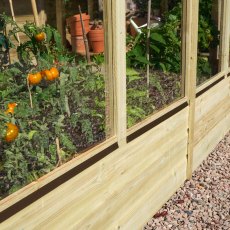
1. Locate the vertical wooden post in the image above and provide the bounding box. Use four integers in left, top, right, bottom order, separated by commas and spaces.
31, 0, 40, 26
146, 0, 151, 97
112, 0, 127, 146
104, 0, 114, 138
56, 0, 66, 46
185, 0, 199, 179
220, 0, 230, 73
181, 0, 187, 95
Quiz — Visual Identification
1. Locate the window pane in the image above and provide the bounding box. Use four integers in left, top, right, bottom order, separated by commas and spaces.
0, 0, 111, 199
197, 0, 221, 85
126, 0, 183, 128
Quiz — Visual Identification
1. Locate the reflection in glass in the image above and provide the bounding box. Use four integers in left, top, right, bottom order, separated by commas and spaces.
197, 0, 221, 85
126, 0, 183, 128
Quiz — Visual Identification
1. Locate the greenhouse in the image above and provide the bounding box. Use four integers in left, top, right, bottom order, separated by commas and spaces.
0, 0, 229, 229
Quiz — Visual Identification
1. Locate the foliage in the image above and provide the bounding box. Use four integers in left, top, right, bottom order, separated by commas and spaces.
126, 2, 182, 73
198, 0, 219, 52
127, 0, 219, 78
0, 14, 105, 199
126, 68, 181, 128
0, 15, 10, 70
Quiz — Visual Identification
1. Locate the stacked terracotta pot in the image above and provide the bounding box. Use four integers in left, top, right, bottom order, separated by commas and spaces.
66, 14, 104, 55
66, 13, 90, 55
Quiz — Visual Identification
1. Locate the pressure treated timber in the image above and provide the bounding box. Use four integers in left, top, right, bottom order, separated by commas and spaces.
112, 0, 127, 146
104, 0, 115, 137
1, 108, 188, 229
1, 0, 230, 228
0, 136, 117, 213
193, 77, 230, 171
185, 0, 199, 179
220, 0, 230, 71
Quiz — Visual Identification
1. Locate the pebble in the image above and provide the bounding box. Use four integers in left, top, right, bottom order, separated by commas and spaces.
143, 131, 230, 230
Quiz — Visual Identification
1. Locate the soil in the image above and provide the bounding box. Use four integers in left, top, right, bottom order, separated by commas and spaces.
127, 69, 182, 126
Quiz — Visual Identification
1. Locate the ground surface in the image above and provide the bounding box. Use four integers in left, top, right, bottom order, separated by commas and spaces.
144, 131, 230, 230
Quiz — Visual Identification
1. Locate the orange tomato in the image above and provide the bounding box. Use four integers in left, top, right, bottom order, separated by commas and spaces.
43, 69, 54, 81
8, 103, 17, 109
50, 67, 59, 79
5, 103, 17, 114
5, 123, 19, 142
28, 72, 42, 85
35, 32, 45, 42
41, 70, 46, 78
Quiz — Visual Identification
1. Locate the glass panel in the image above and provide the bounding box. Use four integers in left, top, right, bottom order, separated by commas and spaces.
0, 0, 110, 199
197, 0, 221, 85
126, 0, 183, 128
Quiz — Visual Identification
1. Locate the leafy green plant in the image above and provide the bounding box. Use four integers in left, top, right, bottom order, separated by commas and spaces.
126, 2, 182, 73
0, 15, 10, 70
198, 0, 219, 52
0, 14, 106, 199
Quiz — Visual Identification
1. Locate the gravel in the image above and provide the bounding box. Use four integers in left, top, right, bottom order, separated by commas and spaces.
144, 131, 230, 230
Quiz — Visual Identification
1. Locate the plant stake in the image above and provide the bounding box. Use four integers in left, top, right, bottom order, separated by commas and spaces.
30, 0, 40, 26
27, 77, 33, 109
78, 5, 91, 63
8, 0, 20, 44
56, 137, 62, 166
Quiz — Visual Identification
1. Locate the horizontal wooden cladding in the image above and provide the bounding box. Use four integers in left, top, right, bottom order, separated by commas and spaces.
1, 108, 188, 229
0, 136, 118, 215
193, 78, 230, 170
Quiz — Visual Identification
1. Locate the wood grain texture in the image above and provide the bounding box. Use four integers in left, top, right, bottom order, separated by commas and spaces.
185, 0, 199, 179
112, 0, 127, 146
1, 108, 188, 229
1, 0, 230, 228
193, 78, 230, 170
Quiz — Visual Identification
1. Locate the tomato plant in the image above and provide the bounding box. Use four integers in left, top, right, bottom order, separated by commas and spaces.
0, 14, 106, 199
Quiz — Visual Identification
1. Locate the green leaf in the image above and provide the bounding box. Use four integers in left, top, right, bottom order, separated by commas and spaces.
45, 26, 53, 43
126, 68, 140, 76
150, 44, 160, 53
28, 130, 37, 140
135, 56, 150, 65
151, 32, 166, 45
159, 62, 167, 72
53, 30, 62, 50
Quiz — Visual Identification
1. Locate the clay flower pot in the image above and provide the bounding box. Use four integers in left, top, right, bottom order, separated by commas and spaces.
66, 13, 90, 36
88, 28, 104, 53
71, 36, 86, 55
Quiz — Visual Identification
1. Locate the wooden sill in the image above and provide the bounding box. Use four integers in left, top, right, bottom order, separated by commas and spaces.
0, 136, 118, 213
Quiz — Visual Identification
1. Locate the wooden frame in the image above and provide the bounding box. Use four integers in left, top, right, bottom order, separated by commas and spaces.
1, 0, 230, 228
